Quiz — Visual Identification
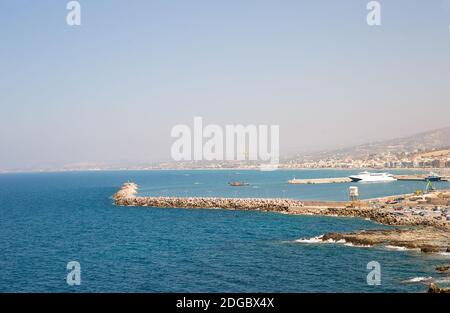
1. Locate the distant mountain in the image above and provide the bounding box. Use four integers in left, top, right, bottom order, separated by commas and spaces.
307, 126, 450, 160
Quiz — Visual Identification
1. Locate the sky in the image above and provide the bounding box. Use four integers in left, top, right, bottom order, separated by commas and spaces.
0, 0, 450, 170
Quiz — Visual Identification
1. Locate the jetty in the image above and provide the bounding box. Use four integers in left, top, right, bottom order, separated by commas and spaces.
113, 183, 449, 228
113, 182, 450, 290
396, 174, 450, 182
114, 183, 304, 212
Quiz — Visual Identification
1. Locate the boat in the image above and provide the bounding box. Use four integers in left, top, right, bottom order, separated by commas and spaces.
348, 171, 396, 183
228, 181, 250, 187
425, 172, 441, 182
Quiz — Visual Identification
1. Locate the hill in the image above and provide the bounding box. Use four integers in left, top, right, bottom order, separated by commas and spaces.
309, 126, 450, 160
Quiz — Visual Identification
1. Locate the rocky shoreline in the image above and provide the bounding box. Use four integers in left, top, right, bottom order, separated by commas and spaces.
113, 182, 450, 290
319, 228, 450, 253
287, 205, 448, 228
113, 182, 450, 252
113, 182, 449, 228
428, 283, 450, 293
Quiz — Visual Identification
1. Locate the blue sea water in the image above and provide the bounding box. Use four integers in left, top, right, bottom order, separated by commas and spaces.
0, 170, 449, 292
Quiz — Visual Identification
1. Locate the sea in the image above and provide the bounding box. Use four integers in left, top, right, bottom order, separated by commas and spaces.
0, 169, 449, 292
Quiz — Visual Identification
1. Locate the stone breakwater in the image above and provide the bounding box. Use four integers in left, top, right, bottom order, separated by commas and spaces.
113, 183, 302, 212
113, 182, 450, 290
112, 183, 447, 228
112, 182, 138, 200
113, 182, 449, 251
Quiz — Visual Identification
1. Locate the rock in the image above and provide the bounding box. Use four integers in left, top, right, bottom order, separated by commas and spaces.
320, 227, 449, 254
322, 233, 344, 241
421, 246, 440, 253
112, 183, 450, 256
428, 283, 450, 293
435, 265, 450, 272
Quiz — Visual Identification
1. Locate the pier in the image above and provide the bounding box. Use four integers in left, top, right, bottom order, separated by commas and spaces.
114, 183, 305, 212
396, 175, 449, 182
113, 182, 449, 228
113, 183, 450, 254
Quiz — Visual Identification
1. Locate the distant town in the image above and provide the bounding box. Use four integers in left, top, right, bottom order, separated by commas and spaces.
120, 147, 450, 171
2, 127, 450, 173
283, 148, 450, 170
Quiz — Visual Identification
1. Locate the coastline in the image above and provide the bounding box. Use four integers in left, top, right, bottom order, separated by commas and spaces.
113, 181, 450, 292
113, 182, 450, 254
1, 166, 448, 175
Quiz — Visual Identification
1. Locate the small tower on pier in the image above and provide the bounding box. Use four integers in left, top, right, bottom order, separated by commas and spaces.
349, 186, 359, 202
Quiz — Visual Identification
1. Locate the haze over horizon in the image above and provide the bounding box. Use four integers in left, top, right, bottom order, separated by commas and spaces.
1, 0, 450, 170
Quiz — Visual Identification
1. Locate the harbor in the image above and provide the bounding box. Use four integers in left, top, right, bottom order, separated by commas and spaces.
113, 182, 450, 254
288, 172, 450, 184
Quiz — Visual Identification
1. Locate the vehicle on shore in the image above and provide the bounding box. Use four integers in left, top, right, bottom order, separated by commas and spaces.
349, 171, 397, 183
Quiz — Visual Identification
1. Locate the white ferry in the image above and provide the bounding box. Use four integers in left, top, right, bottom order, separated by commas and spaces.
349, 171, 397, 183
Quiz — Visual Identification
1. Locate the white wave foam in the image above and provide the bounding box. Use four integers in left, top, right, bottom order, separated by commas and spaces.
326, 238, 346, 243
402, 277, 433, 284
385, 245, 421, 252
385, 245, 409, 251
295, 235, 372, 247
343, 242, 372, 248
295, 235, 324, 243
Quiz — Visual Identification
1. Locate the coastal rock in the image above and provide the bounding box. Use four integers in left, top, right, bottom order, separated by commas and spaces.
321, 227, 450, 253
113, 182, 450, 256
428, 283, 450, 293
420, 246, 439, 253
435, 265, 450, 272
420, 246, 440, 253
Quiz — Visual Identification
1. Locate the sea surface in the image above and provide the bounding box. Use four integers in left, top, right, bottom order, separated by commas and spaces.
0, 169, 449, 292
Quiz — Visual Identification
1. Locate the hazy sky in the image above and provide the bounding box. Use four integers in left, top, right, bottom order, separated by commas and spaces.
1, 0, 450, 170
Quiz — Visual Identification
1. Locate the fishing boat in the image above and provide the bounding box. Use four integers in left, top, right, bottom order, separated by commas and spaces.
425, 172, 441, 182
228, 182, 250, 187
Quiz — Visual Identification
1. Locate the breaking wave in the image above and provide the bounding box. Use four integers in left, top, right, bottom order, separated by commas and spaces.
385, 245, 421, 252
295, 235, 324, 243
295, 235, 369, 247
401, 277, 433, 284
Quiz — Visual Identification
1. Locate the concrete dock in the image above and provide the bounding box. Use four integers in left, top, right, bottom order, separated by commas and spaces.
396, 175, 449, 182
